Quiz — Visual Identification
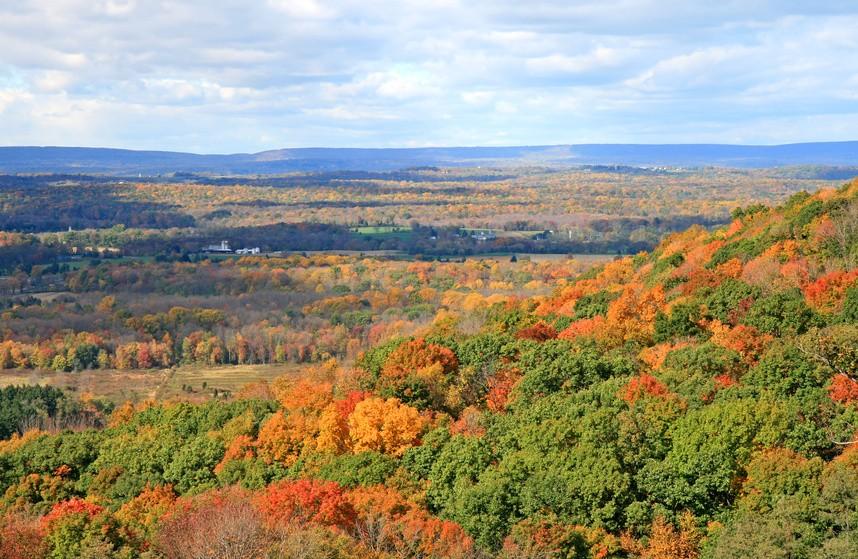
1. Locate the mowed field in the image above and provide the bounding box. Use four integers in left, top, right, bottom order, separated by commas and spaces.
156, 363, 302, 401
0, 363, 304, 404
351, 225, 412, 234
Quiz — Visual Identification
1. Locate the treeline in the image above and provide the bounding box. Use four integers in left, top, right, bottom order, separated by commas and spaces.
0, 180, 194, 233
0, 328, 335, 372
0, 233, 67, 276
0, 385, 108, 439
176, 168, 516, 186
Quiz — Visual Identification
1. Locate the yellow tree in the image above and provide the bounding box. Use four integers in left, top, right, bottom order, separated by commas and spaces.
316, 403, 351, 454
347, 397, 425, 456
642, 512, 700, 559
255, 411, 314, 466
603, 285, 666, 345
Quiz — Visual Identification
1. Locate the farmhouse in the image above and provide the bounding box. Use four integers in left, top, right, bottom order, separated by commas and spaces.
203, 240, 232, 253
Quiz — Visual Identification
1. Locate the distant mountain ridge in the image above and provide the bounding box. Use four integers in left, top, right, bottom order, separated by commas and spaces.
1, 141, 857, 174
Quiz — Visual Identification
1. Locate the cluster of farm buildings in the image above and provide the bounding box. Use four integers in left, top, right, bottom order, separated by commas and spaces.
201, 241, 260, 255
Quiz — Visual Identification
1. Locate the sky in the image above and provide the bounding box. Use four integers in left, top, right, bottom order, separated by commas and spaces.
1, 0, 858, 152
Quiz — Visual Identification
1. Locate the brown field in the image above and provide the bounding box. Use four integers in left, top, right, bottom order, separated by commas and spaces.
0, 368, 166, 403
0, 363, 305, 404
156, 363, 303, 401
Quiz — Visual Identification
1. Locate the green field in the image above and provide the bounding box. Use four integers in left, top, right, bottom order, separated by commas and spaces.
351, 225, 412, 235
63, 255, 156, 270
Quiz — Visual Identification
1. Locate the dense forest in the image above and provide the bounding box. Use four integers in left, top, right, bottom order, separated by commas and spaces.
1, 177, 857, 558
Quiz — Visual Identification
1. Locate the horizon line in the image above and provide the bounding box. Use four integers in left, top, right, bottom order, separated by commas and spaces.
1, 140, 858, 157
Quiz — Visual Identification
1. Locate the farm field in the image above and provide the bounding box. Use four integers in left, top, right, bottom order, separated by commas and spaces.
0, 363, 304, 404
155, 363, 303, 401
0, 368, 165, 403
351, 225, 412, 235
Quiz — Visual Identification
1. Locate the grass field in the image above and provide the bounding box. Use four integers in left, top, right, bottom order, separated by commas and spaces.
0, 363, 305, 404
0, 369, 166, 403
156, 363, 302, 400
351, 225, 412, 234
64, 255, 156, 270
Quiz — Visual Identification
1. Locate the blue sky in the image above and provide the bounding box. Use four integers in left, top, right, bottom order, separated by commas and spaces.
1, 0, 857, 152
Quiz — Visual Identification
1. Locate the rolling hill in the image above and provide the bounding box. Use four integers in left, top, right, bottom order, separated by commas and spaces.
1, 141, 857, 174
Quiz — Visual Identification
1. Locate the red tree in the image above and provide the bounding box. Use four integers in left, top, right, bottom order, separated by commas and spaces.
622, 374, 670, 405
258, 479, 356, 531
515, 322, 558, 342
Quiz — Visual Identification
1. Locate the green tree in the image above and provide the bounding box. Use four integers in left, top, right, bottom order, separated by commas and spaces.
744, 289, 819, 337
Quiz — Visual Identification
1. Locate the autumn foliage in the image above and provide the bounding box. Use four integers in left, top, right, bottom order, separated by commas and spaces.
828, 373, 858, 404
259, 479, 356, 531
515, 321, 558, 342
640, 513, 701, 559
156, 487, 267, 559
622, 374, 670, 405
348, 397, 426, 456
803, 269, 858, 312
0, 513, 46, 559
3, 180, 858, 558
40, 498, 104, 530
485, 369, 521, 413
381, 338, 459, 379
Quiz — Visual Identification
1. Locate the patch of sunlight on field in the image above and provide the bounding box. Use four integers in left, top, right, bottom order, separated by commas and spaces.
157, 363, 304, 400
0, 369, 166, 404
0, 363, 306, 404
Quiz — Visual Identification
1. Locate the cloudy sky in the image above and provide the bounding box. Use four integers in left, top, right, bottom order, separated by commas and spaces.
1, 1, 857, 152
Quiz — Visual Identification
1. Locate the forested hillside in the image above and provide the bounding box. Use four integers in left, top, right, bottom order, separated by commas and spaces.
2, 179, 858, 558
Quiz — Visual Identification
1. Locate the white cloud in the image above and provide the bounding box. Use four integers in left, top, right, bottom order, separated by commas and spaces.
625, 46, 755, 91
31, 70, 74, 93
461, 90, 495, 105
101, 0, 136, 17
0, 2, 855, 150
494, 100, 518, 114
266, 0, 336, 19
374, 72, 437, 100
0, 88, 30, 113
304, 105, 398, 121
526, 47, 627, 75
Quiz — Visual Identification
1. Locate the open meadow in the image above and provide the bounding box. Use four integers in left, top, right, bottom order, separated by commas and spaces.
0, 363, 303, 404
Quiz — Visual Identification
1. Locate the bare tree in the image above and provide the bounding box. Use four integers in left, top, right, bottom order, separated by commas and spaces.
831, 199, 858, 269
156, 487, 270, 559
